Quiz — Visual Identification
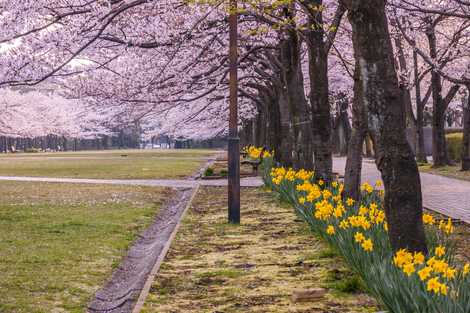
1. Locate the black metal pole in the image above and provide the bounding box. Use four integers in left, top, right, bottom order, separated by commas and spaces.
228, 0, 240, 224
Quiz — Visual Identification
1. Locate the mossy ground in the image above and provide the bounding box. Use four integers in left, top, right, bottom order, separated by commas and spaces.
425, 210, 470, 264
453, 222, 470, 263
0, 181, 171, 312
141, 187, 377, 313
419, 163, 470, 182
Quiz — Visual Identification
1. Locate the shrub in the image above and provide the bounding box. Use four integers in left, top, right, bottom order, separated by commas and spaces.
263, 156, 470, 313
446, 133, 463, 162
204, 167, 214, 177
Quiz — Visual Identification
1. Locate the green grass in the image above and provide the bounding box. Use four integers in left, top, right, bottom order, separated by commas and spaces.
0, 181, 171, 313
0, 149, 216, 179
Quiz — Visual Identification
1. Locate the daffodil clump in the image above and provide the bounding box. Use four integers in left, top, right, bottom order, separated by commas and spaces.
262, 157, 470, 313
243, 145, 272, 162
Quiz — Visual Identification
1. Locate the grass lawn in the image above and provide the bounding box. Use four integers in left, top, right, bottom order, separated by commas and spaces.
0, 149, 216, 179
419, 163, 470, 182
0, 181, 171, 313
141, 187, 377, 313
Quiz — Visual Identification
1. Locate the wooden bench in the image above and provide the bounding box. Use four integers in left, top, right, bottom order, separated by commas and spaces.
241, 159, 262, 175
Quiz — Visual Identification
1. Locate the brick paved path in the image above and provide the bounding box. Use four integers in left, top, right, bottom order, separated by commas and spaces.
333, 157, 470, 224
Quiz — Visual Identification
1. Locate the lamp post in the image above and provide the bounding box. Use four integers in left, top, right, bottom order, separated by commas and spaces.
228, 0, 240, 224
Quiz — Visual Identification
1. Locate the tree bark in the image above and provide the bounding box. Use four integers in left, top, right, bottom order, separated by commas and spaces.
341, 0, 427, 253
262, 85, 282, 162
278, 25, 314, 169
414, 51, 428, 163
425, 23, 459, 167
305, 0, 333, 179
333, 94, 351, 156
364, 133, 374, 158
344, 82, 367, 200
461, 85, 470, 171
393, 32, 418, 152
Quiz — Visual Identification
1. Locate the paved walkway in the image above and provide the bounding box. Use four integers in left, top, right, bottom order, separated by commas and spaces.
0, 175, 264, 188
333, 157, 470, 224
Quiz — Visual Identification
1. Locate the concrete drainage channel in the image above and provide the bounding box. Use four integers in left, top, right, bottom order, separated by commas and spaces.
87, 186, 199, 313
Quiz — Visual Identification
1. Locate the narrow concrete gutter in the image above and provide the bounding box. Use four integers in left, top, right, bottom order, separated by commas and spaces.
87, 186, 199, 313
131, 185, 199, 313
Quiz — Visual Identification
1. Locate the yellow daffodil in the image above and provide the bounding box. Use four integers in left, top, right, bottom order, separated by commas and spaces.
440, 283, 448, 296
326, 225, 335, 235
444, 267, 456, 280
346, 198, 355, 206
432, 259, 449, 274
322, 189, 332, 199
262, 150, 272, 158
422, 213, 435, 225
403, 263, 416, 276
439, 218, 454, 234
413, 252, 425, 265
359, 205, 368, 216
361, 239, 373, 252
463, 263, 470, 276
339, 220, 349, 229
435, 246, 446, 258
334, 207, 344, 218
418, 266, 433, 281
360, 182, 373, 193
394, 249, 413, 268
354, 232, 365, 243
427, 277, 441, 294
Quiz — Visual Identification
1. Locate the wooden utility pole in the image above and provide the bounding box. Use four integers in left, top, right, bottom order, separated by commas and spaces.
228, 0, 240, 224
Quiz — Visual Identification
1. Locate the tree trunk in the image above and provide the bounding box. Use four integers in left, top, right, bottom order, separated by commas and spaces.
426, 23, 450, 167
344, 101, 367, 200
414, 51, 428, 163
461, 85, 470, 171
416, 107, 427, 163
306, 0, 332, 179
394, 33, 417, 152
262, 86, 282, 162
255, 113, 265, 147
334, 94, 351, 156
277, 84, 295, 167
344, 86, 367, 199
279, 26, 314, 169
342, 0, 427, 253
364, 133, 373, 157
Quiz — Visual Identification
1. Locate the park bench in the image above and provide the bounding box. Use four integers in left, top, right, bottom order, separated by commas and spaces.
241, 159, 261, 175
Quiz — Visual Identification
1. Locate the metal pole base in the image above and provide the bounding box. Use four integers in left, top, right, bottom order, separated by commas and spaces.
228, 136, 240, 224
